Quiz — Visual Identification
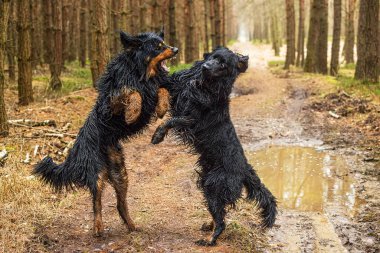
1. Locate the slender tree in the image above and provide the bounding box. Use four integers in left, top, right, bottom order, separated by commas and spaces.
168, 0, 179, 64
204, 0, 210, 52
17, 0, 33, 104
285, 0, 296, 69
344, 0, 356, 64
79, 0, 87, 67
315, 0, 328, 74
330, 0, 342, 76
49, 0, 63, 90
271, 11, 281, 56
210, 0, 216, 49
354, 0, 379, 82
0, 0, 10, 136
296, 0, 305, 67
68, 0, 79, 62
185, 0, 196, 63
62, 0, 71, 64
5, 1, 16, 82
215, 0, 222, 46
111, 0, 119, 56
151, 0, 161, 32
42, 0, 52, 64
139, 0, 147, 32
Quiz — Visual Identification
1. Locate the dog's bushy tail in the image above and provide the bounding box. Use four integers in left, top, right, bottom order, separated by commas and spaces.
244, 168, 277, 228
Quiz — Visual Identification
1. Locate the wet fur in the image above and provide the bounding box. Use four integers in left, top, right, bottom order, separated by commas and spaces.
152, 47, 277, 246
33, 31, 177, 236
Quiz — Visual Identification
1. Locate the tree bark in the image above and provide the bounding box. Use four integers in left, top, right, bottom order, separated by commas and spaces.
79, 0, 87, 67
215, 0, 222, 46
42, 0, 53, 64
68, 0, 79, 62
151, 0, 161, 32
49, 0, 63, 90
271, 13, 281, 56
330, 0, 342, 76
111, 0, 119, 55
185, 0, 196, 63
315, 0, 328, 74
5, 1, 16, 82
344, 0, 356, 64
204, 0, 210, 52
296, 0, 305, 67
30, 0, 41, 69
62, 0, 71, 64
304, 0, 321, 73
0, 0, 10, 136
210, 0, 216, 49
92, 0, 110, 84
17, 0, 33, 104
168, 0, 179, 64
354, 0, 379, 82
139, 0, 147, 32
285, 0, 296, 69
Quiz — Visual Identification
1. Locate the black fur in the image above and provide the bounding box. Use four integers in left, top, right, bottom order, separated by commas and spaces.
33, 31, 178, 236
152, 47, 277, 246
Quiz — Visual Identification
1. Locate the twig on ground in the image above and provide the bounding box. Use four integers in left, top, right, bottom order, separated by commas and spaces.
328, 111, 340, 119
8, 119, 57, 127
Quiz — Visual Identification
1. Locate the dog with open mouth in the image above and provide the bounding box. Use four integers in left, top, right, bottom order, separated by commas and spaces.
34, 30, 178, 236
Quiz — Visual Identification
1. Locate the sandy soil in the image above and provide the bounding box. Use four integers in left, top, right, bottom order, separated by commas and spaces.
1, 43, 379, 252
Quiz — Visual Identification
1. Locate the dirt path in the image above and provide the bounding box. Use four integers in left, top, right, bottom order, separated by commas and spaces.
37, 43, 376, 252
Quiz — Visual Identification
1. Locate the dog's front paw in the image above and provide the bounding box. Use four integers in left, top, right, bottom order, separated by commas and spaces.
155, 88, 170, 118
195, 239, 216, 247
151, 127, 166, 144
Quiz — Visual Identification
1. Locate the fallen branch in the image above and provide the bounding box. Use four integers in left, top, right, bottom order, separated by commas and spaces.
8, 119, 56, 127
328, 111, 340, 119
0, 149, 8, 162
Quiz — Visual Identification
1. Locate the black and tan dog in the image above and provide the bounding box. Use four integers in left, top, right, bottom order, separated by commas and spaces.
34, 31, 178, 236
152, 47, 277, 246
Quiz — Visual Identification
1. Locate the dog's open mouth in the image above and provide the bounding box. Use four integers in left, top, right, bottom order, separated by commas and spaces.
160, 56, 177, 73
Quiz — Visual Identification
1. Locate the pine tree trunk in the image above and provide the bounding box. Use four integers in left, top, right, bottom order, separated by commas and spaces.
271, 12, 280, 56
151, 0, 161, 32
119, 0, 127, 31
315, 0, 328, 74
0, 0, 10, 136
42, 0, 53, 64
215, 0, 222, 46
168, 0, 179, 64
17, 0, 33, 104
285, 0, 296, 69
296, 0, 305, 67
221, 0, 226, 46
49, 0, 63, 90
92, 0, 110, 83
5, 1, 16, 82
139, 0, 147, 32
79, 0, 87, 67
210, 0, 216, 49
344, 0, 356, 63
185, 0, 195, 63
62, 0, 71, 64
204, 0, 210, 52
68, 0, 79, 62
330, 0, 342, 76
30, 0, 40, 69
304, 0, 321, 73
354, 0, 379, 82
89, 0, 98, 86
111, 0, 119, 55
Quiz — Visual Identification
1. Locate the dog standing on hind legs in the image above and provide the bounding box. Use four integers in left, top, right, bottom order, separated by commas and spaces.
33, 30, 178, 236
152, 47, 277, 246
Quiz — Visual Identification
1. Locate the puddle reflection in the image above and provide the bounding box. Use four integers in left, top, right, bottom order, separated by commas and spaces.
246, 146, 360, 212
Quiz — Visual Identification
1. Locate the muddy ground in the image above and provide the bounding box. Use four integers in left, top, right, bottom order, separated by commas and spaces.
1, 43, 379, 252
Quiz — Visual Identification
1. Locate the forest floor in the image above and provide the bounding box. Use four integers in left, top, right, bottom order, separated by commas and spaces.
1, 42, 379, 252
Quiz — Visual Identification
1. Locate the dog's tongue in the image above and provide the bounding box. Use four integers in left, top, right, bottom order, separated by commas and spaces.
161, 60, 170, 72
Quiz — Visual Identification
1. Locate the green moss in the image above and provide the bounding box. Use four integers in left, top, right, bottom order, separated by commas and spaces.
169, 63, 192, 74
268, 60, 284, 68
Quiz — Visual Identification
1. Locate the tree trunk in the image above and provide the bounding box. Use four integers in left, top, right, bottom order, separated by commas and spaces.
344, 0, 356, 63
49, 0, 63, 90
30, 0, 41, 69
79, 0, 87, 67
330, 0, 342, 76
215, 0, 222, 46
17, 0, 33, 105
296, 0, 305, 67
168, 0, 179, 64
315, 0, 328, 74
221, 0, 226, 46
42, 0, 53, 64
111, 0, 119, 55
119, 0, 127, 31
151, 0, 161, 32
92, 0, 110, 84
185, 0, 195, 63
271, 11, 281, 56
354, 0, 379, 82
68, 0, 79, 62
285, 0, 296, 69
89, 0, 98, 86
62, 0, 71, 64
210, 0, 216, 49
0, 0, 10, 136
304, 0, 321, 73
139, 0, 147, 32
204, 0, 210, 52
5, 1, 16, 82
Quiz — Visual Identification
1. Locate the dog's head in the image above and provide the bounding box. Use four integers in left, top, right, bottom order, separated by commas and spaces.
120, 30, 178, 80
201, 47, 249, 80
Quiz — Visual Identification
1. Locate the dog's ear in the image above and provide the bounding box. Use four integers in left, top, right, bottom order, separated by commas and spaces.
237, 55, 249, 73
120, 31, 142, 50
158, 26, 164, 40
203, 52, 211, 59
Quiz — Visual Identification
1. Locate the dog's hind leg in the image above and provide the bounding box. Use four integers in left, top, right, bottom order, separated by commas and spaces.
108, 145, 136, 231
92, 170, 107, 237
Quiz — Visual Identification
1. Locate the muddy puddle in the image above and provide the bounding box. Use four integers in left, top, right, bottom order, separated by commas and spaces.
246, 146, 362, 214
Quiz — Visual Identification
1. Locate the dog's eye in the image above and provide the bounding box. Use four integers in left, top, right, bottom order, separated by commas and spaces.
156, 43, 164, 50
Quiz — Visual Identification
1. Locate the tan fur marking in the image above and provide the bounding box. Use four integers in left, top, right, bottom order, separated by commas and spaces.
93, 170, 107, 237
155, 88, 170, 118
146, 48, 175, 79
124, 91, 142, 124
108, 147, 123, 165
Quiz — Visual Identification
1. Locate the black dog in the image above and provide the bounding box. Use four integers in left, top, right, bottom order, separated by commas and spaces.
151, 47, 277, 246
34, 31, 178, 236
